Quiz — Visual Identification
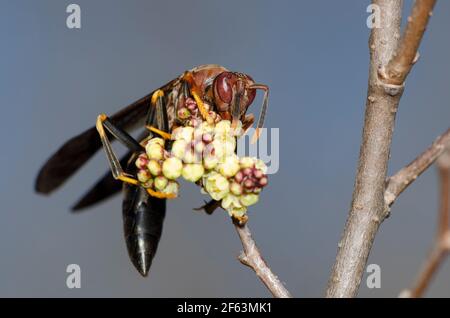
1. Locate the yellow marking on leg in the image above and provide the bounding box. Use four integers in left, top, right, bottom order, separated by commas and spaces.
251, 127, 262, 144
151, 89, 164, 105
191, 91, 213, 124
117, 175, 139, 186
147, 188, 177, 199
145, 125, 172, 140
96, 113, 108, 136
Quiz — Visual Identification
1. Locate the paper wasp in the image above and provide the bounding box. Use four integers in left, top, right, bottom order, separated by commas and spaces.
35, 64, 269, 276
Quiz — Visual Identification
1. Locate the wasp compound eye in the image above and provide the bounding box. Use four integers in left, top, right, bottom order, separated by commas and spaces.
214, 72, 234, 104
213, 72, 241, 112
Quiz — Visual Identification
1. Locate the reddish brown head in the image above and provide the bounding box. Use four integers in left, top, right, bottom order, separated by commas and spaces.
212, 72, 256, 116
212, 71, 269, 142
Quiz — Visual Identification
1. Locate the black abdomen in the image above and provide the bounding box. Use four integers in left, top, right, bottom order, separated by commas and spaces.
122, 155, 166, 276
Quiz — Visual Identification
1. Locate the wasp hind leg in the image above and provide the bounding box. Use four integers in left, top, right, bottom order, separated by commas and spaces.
96, 113, 175, 199
96, 114, 142, 186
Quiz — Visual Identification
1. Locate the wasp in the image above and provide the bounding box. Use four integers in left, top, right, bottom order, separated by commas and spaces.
35, 64, 269, 276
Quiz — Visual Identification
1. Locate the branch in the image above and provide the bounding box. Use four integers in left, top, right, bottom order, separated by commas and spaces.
400, 150, 450, 298
234, 223, 292, 298
380, 0, 437, 85
385, 127, 450, 207
326, 0, 435, 298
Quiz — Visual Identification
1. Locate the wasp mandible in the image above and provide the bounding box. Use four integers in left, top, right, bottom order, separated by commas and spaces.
35, 64, 269, 276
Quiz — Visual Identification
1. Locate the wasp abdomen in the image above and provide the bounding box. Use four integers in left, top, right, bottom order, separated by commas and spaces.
122, 158, 166, 277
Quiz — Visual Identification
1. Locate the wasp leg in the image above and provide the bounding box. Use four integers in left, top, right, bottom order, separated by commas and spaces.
182, 72, 213, 123
144, 89, 172, 139
96, 114, 142, 186
96, 114, 175, 199
242, 114, 255, 133
249, 84, 269, 144
145, 125, 172, 140
194, 199, 222, 215
145, 90, 178, 199
147, 89, 169, 131
231, 81, 245, 129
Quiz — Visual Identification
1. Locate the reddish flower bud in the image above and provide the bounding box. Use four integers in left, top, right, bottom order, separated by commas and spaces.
234, 171, 244, 183
187, 102, 197, 111
253, 169, 264, 179
244, 178, 254, 189
177, 107, 191, 120
135, 154, 149, 169
202, 133, 213, 144
258, 176, 268, 187
242, 167, 252, 176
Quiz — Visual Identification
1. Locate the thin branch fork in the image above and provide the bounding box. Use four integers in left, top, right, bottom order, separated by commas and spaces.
400, 150, 450, 298
385, 127, 450, 207
234, 223, 292, 298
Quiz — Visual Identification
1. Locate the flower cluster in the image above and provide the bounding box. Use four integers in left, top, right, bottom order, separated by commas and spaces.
134, 98, 268, 220
202, 156, 268, 219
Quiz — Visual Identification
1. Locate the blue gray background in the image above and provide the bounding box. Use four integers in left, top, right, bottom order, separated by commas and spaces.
1, 0, 449, 297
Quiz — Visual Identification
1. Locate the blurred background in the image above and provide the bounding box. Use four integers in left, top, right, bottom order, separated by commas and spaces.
0, 0, 449, 297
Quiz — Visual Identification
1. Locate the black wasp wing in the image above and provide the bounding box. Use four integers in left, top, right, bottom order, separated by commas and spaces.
35, 79, 177, 195
71, 130, 150, 211
70, 150, 131, 211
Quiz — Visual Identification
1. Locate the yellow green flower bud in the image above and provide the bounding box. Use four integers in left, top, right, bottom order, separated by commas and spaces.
154, 176, 168, 191
163, 181, 179, 196
142, 179, 153, 189
194, 141, 205, 154
146, 142, 164, 160
221, 193, 243, 210
182, 163, 205, 182
203, 171, 230, 201
222, 138, 236, 156
137, 169, 151, 183
183, 148, 198, 164
214, 120, 232, 136
173, 126, 194, 142
145, 159, 160, 176
203, 152, 219, 170
171, 139, 188, 159
147, 137, 165, 147
255, 159, 268, 174
239, 157, 255, 169
230, 182, 243, 195
197, 121, 215, 134
240, 193, 259, 207
218, 155, 240, 178
162, 157, 183, 179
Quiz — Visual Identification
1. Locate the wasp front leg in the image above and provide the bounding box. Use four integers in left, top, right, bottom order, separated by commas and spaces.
181, 72, 214, 124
